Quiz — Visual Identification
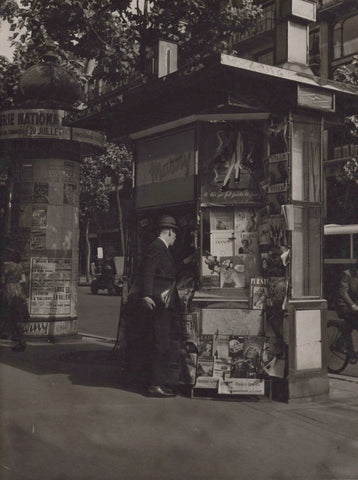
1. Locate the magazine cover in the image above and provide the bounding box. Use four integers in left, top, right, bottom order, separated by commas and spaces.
196, 356, 214, 377
264, 249, 285, 277
215, 336, 230, 358
266, 277, 286, 308
234, 208, 258, 233
228, 336, 245, 377
267, 188, 287, 215
260, 253, 269, 276
213, 357, 231, 378
231, 336, 264, 378
268, 153, 289, 186
236, 232, 259, 255
237, 253, 260, 287
249, 277, 268, 309
219, 256, 245, 288
210, 208, 234, 231
228, 336, 245, 360
258, 220, 270, 245
268, 215, 285, 247
202, 254, 220, 287
210, 231, 235, 258
259, 179, 269, 202
200, 334, 214, 357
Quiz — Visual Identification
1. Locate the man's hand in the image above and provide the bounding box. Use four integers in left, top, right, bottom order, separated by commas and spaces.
183, 253, 196, 265
141, 296, 156, 310
351, 303, 358, 312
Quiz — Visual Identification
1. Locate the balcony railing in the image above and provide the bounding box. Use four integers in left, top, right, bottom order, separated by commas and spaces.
318, 0, 343, 7
233, 13, 275, 44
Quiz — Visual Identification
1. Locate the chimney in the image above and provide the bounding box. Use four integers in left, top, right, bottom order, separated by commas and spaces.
275, 0, 317, 74
144, 39, 178, 78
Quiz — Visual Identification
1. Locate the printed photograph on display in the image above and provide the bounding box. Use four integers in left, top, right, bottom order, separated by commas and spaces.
258, 220, 270, 246
210, 209, 234, 231
249, 278, 268, 310
200, 124, 263, 204
266, 277, 286, 308
234, 208, 258, 233
215, 336, 230, 358
199, 334, 215, 357
32, 207, 47, 228
268, 152, 289, 186
210, 231, 235, 258
202, 254, 220, 287
213, 357, 231, 378
230, 336, 264, 378
236, 232, 259, 255
219, 256, 245, 288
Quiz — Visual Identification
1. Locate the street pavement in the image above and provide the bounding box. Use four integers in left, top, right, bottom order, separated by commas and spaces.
77, 286, 121, 340
0, 287, 358, 479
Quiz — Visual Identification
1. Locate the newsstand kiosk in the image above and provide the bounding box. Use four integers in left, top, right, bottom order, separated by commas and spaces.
68, 42, 358, 400
112, 54, 358, 402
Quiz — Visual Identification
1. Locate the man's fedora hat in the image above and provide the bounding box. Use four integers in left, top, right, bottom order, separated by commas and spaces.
158, 215, 178, 230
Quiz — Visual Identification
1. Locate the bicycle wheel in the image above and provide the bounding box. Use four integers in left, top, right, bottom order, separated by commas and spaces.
327, 320, 349, 374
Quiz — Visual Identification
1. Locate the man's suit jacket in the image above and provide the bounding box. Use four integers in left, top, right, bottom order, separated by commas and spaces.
141, 238, 176, 304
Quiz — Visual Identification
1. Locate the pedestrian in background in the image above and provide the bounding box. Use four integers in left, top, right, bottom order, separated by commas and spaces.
0, 243, 29, 352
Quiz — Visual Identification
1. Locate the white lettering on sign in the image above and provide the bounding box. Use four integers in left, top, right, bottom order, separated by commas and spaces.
0, 109, 65, 127
137, 151, 195, 185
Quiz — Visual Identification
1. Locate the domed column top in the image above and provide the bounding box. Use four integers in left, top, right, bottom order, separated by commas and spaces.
19, 51, 81, 109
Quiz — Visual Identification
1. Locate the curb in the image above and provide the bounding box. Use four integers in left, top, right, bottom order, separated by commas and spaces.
79, 332, 116, 344
328, 373, 358, 384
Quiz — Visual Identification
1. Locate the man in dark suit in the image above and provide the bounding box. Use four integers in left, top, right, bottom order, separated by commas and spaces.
124, 215, 179, 397
140, 214, 179, 397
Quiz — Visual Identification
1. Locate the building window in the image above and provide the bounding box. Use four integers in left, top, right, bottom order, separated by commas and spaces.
291, 205, 321, 297
309, 29, 320, 57
343, 15, 358, 56
291, 116, 322, 298
333, 15, 358, 59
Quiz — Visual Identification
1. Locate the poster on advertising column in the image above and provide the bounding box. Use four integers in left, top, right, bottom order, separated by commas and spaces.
29, 257, 72, 316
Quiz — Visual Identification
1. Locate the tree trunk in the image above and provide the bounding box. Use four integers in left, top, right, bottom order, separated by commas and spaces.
85, 217, 91, 283
4, 174, 14, 237
116, 186, 126, 256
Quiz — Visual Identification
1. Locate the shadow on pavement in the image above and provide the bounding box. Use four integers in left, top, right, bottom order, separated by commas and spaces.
0, 341, 142, 393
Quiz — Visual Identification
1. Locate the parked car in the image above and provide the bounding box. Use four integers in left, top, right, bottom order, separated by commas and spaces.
90, 259, 122, 295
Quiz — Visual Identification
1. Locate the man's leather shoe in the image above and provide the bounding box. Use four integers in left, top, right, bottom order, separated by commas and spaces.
147, 385, 176, 397
162, 385, 176, 395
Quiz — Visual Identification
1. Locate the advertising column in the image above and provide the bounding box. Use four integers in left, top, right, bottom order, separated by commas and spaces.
0, 108, 105, 338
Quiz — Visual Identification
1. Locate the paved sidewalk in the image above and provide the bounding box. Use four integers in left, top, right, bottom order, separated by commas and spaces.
1, 337, 358, 480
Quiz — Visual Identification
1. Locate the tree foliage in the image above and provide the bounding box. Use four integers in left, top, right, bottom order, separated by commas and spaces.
80, 142, 132, 221
334, 55, 358, 185
145, 0, 262, 66
0, 0, 262, 106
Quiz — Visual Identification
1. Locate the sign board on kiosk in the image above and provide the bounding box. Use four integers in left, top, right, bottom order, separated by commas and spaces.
135, 128, 196, 208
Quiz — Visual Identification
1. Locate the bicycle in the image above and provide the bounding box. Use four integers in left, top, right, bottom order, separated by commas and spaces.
327, 317, 358, 374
